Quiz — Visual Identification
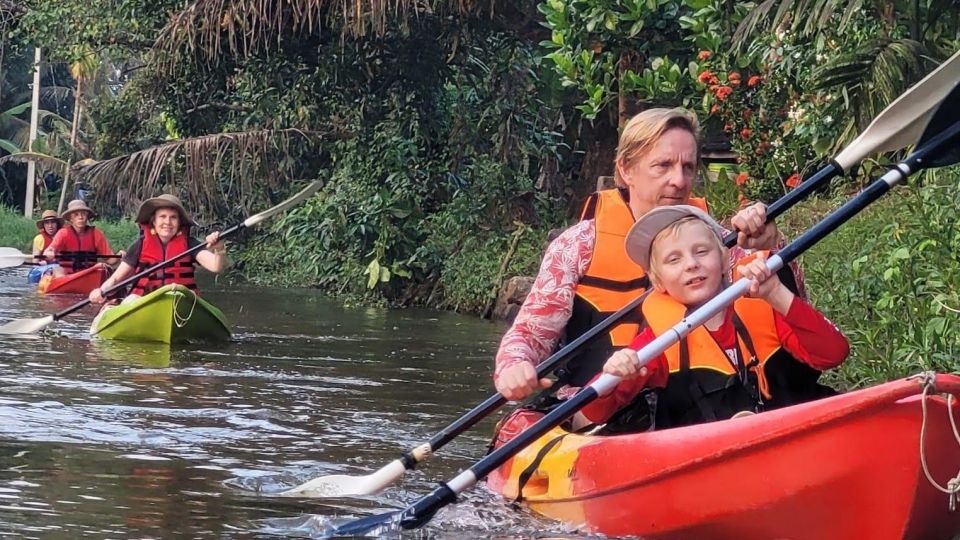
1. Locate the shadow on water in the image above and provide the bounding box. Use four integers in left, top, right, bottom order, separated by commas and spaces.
0, 269, 589, 538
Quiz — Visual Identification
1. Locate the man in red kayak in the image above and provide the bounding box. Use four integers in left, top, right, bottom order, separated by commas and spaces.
493, 108, 804, 405
43, 199, 122, 276
88, 194, 228, 307
576, 205, 848, 430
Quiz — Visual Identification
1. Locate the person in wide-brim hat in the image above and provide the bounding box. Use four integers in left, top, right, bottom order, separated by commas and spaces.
87, 193, 229, 309
35, 209, 63, 229
60, 199, 98, 222
135, 194, 195, 227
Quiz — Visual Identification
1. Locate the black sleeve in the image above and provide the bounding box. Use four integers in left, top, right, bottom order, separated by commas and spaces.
187, 236, 203, 250
122, 238, 143, 267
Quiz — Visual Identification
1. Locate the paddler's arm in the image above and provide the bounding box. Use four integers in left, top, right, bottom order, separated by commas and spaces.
195, 231, 229, 273
89, 261, 136, 304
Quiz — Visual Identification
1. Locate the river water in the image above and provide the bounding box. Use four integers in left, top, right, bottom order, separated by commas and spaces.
0, 270, 581, 538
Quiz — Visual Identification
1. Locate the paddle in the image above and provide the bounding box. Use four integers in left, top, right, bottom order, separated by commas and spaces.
0, 248, 125, 269
280, 49, 960, 498
329, 85, 960, 537
0, 182, 321, 335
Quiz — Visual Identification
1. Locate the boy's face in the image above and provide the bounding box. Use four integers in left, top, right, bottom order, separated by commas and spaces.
69, 211, 89, 229
42, 220, 59, 235
650, 220, 725, 307
618, 127, 697, 216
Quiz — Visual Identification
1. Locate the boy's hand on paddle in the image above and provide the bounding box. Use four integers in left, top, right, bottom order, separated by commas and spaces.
603, 349, 648, 379
737, 253, 795, 314
731, 202, 779, 250
496, 361, 551, 401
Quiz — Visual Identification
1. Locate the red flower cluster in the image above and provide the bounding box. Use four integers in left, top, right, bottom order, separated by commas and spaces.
748, 75, 763, 87
714, 86, 733, 101
728, 72, 741, 86
698, 70, 719, 85
740, 128, 752, 139
698, 50, 712, 60
786, 173, 801, 188
735, 172, 749, 186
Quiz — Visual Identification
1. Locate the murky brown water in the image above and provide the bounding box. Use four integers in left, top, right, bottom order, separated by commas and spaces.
0, 269, 581, 538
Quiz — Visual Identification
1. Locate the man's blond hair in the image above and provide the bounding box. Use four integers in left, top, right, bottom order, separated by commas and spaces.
615, 108, 701, 188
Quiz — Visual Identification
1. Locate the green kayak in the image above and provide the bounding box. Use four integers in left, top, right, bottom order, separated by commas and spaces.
91, 284, 231, 344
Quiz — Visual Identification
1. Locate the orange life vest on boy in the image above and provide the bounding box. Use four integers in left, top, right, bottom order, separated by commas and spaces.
38, 230, 55, 251
641, 289, 833, 428
130, 225, 198, 296
59, 226, 100, 274
559, 189, 709, 386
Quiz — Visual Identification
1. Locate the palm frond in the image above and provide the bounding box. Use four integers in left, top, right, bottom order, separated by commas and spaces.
76, 127, 350, 222
813, 38, 932, 131
733, 0, 841, 49
0, 151, 68, 175
151, 0, 492, 73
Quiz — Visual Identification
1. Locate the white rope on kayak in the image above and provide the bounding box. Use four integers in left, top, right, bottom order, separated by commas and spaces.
918, 371, 960, 511
172, 288, 198, 328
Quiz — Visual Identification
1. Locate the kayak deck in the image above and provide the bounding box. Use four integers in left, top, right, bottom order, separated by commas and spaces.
92, 284, 231, 344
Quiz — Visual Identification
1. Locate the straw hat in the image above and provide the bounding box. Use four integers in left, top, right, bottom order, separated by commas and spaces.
136, 194, 194, 226
625, 204, 725, 271
61, 199, 98, 221
35, 209, 63, 229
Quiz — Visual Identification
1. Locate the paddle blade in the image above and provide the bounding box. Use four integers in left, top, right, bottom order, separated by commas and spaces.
917, 83, 960, 168
0, 315, 54, 335
281, 459, 407, 498
0, 253, 31, 269
835, 49, 960, 169
328, 510, 401, 536
243, 181, 321, 228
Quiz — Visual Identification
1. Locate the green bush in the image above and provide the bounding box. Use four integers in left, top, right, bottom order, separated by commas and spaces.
783, 168, 960, 389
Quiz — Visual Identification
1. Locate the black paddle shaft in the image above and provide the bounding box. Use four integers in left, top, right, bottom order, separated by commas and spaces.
50, 222, 245, 322
418, 160, 843, 459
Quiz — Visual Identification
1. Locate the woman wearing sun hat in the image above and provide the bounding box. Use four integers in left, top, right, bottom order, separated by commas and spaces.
31, 210, 63, 263
88, 194, 228, 305
43, 199, 122, 277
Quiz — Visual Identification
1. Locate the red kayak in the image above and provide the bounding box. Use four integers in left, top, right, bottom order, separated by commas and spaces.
487, 373, 960, 539
38, 263, 110, 295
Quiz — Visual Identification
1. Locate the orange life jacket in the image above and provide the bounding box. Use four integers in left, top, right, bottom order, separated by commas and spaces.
130, 225, 198, 296
58, 226, 100, 274
641, 288, 833, 428
558, 189, 708, 386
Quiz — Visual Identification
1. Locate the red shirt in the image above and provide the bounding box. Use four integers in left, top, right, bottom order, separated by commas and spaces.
48, 226, 113, 257
580, 296, 849, 424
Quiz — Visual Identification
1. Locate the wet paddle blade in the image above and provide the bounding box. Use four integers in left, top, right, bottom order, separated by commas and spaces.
916, 83, 960, 168
281, 459, 406, 497
0, 253, 31, 269
243, 181, 321, 228
834, 49, 960, 169
0, 315, 54, 335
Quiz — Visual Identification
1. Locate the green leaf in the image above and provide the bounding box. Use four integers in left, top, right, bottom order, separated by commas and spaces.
0, 139, 20, 154
366, 259, 381, 289
380, 266, 391, 283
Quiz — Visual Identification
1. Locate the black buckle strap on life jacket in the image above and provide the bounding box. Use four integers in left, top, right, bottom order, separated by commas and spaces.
512, 433, 568, 505
578, 274, 651, 292
730, 312, 764, 410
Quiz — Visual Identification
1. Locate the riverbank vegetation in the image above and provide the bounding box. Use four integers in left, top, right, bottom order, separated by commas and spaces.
0, 0, 958, 387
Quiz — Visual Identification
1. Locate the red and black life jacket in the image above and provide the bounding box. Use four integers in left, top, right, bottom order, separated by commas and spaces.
130, 224, 198, 296
59, 226, 99, 274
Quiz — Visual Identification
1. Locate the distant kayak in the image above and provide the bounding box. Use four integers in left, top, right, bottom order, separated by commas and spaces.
488, 374, 960, 540
91, 284, 231, 344
38, 263, 109, 295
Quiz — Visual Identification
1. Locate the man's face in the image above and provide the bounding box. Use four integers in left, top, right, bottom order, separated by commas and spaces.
618, 127, 698, 216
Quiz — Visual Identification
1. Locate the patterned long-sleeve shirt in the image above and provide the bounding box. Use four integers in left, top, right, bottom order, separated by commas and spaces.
493, 219, 806, 385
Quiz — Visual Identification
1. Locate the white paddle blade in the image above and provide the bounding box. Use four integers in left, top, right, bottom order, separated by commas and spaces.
243, 181, 322, 228
835, 50, 960, 170
0, 247, 29, 257
0, 254, 31, 269
281, 459, 407, 498
0, 315, 55, 335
